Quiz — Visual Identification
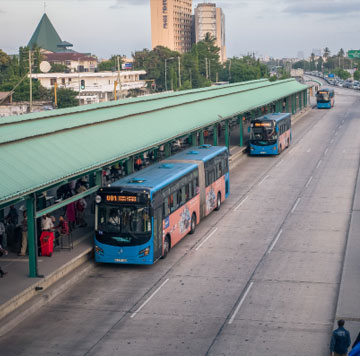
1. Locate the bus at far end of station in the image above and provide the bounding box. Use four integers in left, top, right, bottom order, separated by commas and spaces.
94, 145, 229, 265
249, 112, 292, 155
316, 88, 335, 109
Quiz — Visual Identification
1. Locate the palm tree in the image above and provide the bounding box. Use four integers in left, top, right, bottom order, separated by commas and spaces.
323, 47, 331, 61
338, 48, 345, 69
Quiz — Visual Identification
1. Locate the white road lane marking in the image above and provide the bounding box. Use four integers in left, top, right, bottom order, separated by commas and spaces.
258, 175, 269, 186
130, 279, 170, 318
306, 148, 311, 153
234, 196, 248, 211
335, 131, 338, 136
342, 119, 345, 124
324, 148, 329, 155
291, 198, 301, 213
195, 228, 218, 251
305, 176, 313, 188
228, 282, 254, 325
330, 139, 334, 144
268, 229, 283, 254
1, 259, 43, 262
275, 159, 284, 168
316, 160, 322, 169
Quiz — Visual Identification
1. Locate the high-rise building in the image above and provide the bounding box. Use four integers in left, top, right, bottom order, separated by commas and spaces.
194, 3, 226, 62
150, 0, 193, 53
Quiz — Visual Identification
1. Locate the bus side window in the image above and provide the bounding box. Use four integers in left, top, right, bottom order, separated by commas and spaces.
181, 187, 186, 205
163, 198, 170, 217
185, 184, 190, 201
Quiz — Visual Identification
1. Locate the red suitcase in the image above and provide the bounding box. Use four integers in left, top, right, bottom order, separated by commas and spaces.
40, 231, 55, 257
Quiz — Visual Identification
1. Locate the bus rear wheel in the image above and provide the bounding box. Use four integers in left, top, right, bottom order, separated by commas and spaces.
190, 213, 196, 234
162, 235, 170, 259
215, 192, 221, 211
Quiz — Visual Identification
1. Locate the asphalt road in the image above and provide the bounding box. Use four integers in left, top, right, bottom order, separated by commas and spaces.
1, 87, 360, 356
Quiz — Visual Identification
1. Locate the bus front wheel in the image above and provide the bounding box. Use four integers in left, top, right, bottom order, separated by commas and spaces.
190, 213, 196, 234
162, 235, 170, 259
215, 192, 221, 211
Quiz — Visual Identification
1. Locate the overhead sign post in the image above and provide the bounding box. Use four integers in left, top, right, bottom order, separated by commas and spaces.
348, 50, 360, 59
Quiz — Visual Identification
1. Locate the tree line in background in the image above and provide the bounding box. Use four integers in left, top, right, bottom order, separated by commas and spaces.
293, 47, 360, 80
2, 39, 359, 109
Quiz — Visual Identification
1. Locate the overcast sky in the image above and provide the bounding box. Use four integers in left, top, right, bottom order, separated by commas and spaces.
1, 0, 359, 59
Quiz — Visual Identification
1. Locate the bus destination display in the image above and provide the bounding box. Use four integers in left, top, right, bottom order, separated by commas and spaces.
254, 122, 272, 127
105, 194, 137, 203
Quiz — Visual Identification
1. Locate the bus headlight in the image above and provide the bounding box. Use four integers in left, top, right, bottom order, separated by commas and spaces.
250, 147, 254, 151
139, 246, 150, 257
95, 195, 102, 204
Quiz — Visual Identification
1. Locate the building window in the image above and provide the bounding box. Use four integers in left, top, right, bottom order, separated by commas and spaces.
50, 78, 56, 86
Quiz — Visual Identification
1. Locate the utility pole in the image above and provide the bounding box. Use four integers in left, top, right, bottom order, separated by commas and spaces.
117, 56, 122, 99
29, 50, 32, 113
178, 56, 181, 88
205, 57, 208, 79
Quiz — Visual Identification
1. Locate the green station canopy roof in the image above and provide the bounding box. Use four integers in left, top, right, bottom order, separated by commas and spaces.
0, 78, 308, 204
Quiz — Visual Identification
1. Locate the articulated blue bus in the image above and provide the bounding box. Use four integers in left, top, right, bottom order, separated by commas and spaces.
94, 145, 229, 265
316, 88, 335, 109
249, 112, 292, 155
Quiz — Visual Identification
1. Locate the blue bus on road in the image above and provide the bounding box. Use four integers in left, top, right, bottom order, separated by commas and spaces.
94, 145, 229, 265
249, 113, 292, 155
316, 88, 335, 109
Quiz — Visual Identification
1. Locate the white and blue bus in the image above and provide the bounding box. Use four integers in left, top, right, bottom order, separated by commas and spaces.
249, 112, 292, 155
94, 145, 229, 265
316, 88, 335, 109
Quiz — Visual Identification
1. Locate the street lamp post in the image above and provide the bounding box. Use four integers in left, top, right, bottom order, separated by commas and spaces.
165, 57, 174, 91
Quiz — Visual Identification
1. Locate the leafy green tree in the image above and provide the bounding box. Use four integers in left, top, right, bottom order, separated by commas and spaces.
50, 63, 69, 73
55, 88, 78, 108
310, 53, 316, 71
98, 55, 122, 71
354, 70, 360, 81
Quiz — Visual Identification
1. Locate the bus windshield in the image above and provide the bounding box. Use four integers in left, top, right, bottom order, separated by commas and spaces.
96, 204, 151, 246
250, 121, 277, 143
317, 91, 330, 102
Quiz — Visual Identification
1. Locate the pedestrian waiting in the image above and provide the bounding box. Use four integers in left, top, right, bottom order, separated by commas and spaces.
0, 244, 8, 277
18, 210, 28, 256
330, 319, 351, 356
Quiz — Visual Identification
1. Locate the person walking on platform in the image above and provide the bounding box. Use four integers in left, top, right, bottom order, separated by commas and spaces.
18, 210, 28, 256
0, 219, 5, 246
330, 319, 351, 356
0, 244, 8, 277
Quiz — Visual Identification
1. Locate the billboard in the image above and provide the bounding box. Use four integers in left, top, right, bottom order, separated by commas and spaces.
348, 50, 360, 59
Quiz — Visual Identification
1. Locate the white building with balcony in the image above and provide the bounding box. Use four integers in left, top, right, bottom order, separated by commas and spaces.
31, 71, 147, 105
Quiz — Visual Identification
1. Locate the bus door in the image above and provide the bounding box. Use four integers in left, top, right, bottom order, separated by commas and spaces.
153, 207, 163, 261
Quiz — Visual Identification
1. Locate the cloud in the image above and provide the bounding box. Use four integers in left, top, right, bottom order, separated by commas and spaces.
109, 0, 148, 8
284, 1, 360, 15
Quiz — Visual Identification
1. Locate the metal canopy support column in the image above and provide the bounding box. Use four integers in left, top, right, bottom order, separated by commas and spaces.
294, 94, 297, 113
304, 90, 307, 107
125, 157, 134, 175
191, 132, 198, 146
299, 92, 303, 110
213, 124, 218, 146
165, 142, 171, 158
199, 130, 204, 146
225, 120, 229, 150
292, 95, 295, 114
239, 116, 243, 147
26, 195, 38, 278
95, 169, 102, 187
286, 97, 289, 113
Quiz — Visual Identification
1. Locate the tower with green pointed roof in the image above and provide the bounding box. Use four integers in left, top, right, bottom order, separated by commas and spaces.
28, 13, 73, 52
